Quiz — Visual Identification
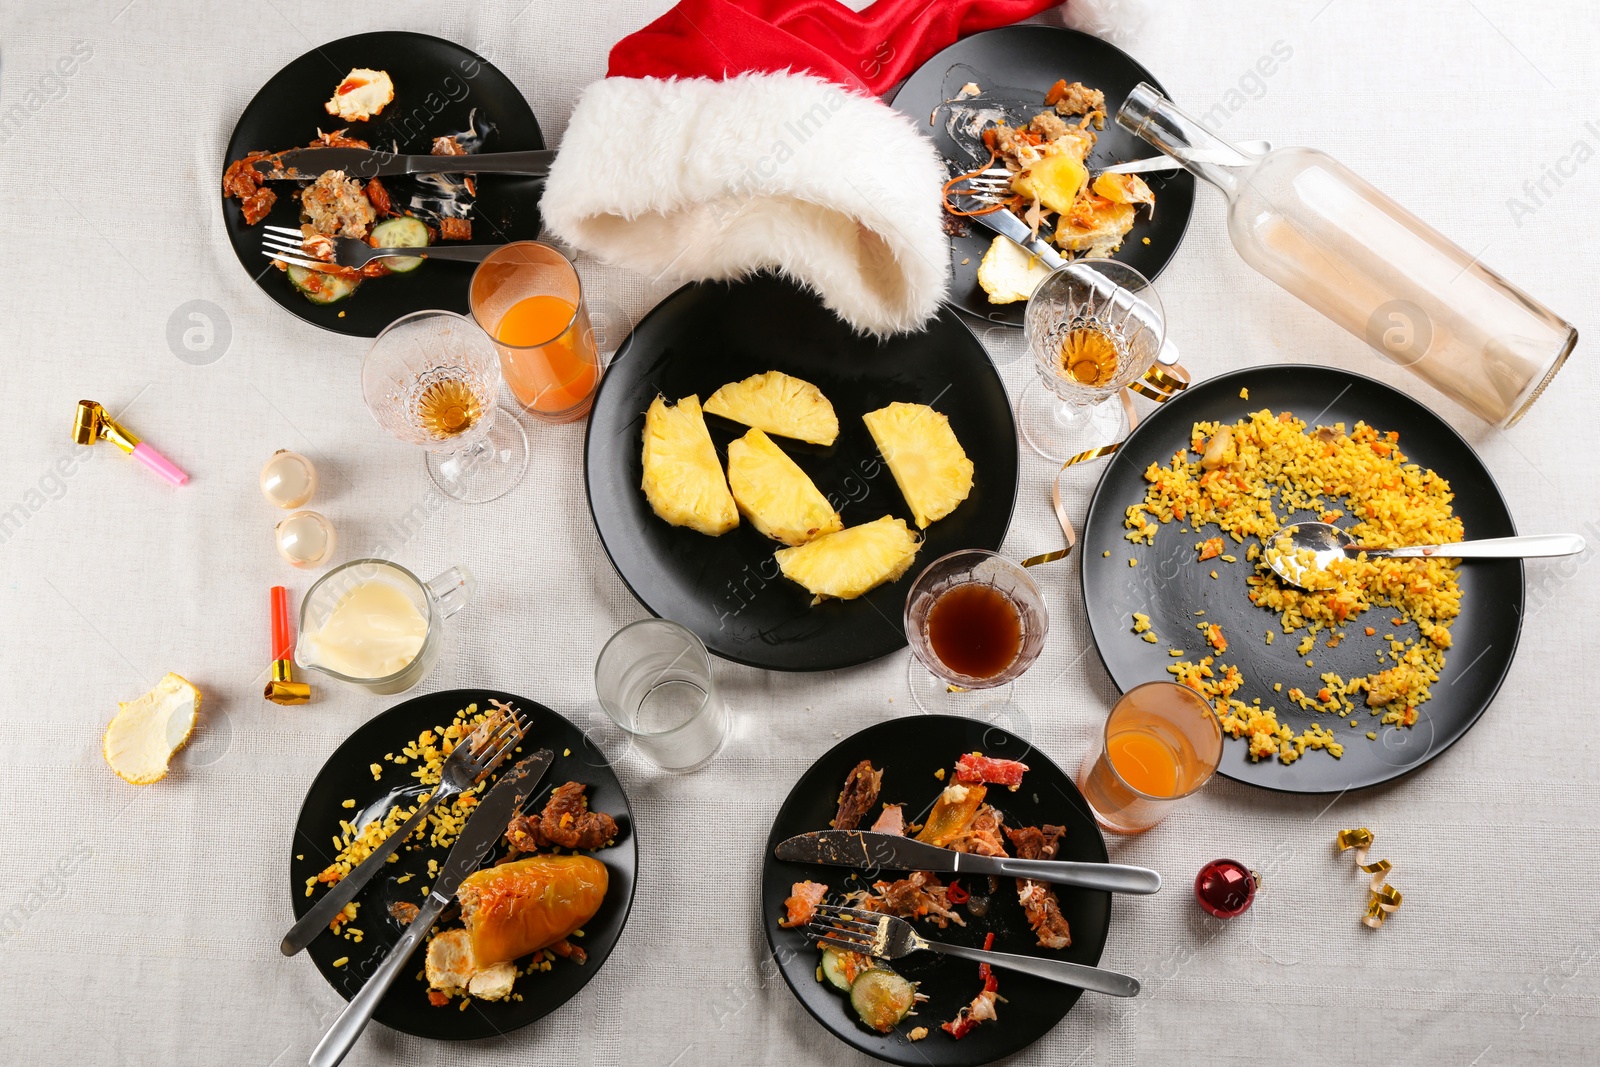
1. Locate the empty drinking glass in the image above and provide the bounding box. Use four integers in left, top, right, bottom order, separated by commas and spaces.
595, 619, 729, 772
1018, 261, 1166, 461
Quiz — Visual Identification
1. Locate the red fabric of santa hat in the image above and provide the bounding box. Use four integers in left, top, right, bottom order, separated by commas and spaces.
541, 0, 1062, 337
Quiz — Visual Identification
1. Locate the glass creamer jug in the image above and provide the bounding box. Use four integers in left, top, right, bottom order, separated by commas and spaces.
296, 558, 475, 696
1118, 83, 1576, 428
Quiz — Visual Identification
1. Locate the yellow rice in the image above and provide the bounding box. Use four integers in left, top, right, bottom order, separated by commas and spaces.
1124, 409, 1462, 763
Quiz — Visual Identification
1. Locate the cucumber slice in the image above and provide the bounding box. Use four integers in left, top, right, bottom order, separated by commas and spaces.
849, 970, 916, 1033
286, 265, 359, 305
370, 216, 429, 273
821, 946, 865, 992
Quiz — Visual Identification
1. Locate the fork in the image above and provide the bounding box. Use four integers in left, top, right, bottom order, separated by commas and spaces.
808, 904, 1140, 998
953, 139, 1275, 200
279, 703, 530, 956
260, 224, 500, 271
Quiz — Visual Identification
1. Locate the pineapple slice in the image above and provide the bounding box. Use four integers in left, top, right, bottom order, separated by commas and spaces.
703, 371, 839, 446
1011, 150, 1089, 216
976, 234, 1054, 305
862, 403, 975, 529
726, 429, 842, 546
775, 516, 920, 601
641, 395, 738, 536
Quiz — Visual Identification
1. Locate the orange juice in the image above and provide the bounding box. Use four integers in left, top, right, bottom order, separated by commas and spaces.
1106, 730, 1179, 797
494, 295, 599, 416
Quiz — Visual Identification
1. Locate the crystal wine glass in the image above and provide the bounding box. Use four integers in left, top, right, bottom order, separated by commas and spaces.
903, 549, 1049, 715
1017, 261, 1166, 462
362, 310, 530, 504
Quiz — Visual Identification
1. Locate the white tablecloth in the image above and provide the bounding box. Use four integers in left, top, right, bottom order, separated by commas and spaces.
4, 1, 1599, 1064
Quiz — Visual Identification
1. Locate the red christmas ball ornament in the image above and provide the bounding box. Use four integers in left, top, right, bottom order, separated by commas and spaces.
1194, 858, 1257, 918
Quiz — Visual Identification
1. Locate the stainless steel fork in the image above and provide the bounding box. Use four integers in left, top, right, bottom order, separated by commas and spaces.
260, 224, 500, 271
280, 702, 530, 956
808, 904, 1139, 998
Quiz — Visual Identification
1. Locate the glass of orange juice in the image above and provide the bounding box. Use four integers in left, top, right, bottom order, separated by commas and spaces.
469, 241, 603, 423
1076, 681, 1222, 834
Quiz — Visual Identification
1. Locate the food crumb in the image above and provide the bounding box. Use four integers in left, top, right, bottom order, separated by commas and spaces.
341, 799, 356, 809
1366, 731, 1378, 740
1141, 237, 1151, 245
369, 763, 382, 780
1103, 550, 1111, 557
960, 257, 970, 265
1141, 632, 1159, 643
332, 957, 349, 968
934, 768, 946, 780
1129, 558, 1138, 567
1365, 627, 1376, 636
909, 1027, 929, 1041
563, 748, 572, 757
1265, 630, 1275, 645
1305, 659, 1314, 667
1210, 570, 1218, 579
1240, 387, 1249, 399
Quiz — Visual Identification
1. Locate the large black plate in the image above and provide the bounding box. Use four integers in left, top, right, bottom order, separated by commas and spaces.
1081, 366, 1523, 793
762, 715, 1113, 1066
288, 689, 636, 1040
222, 31, 545, 337
890, 25, 1195, 329
585, 274, 1019, 672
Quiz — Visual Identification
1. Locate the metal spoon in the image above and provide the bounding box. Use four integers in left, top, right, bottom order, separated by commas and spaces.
1267, 522, 1586, 589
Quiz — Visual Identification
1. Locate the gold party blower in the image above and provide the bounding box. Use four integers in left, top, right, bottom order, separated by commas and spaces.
72, 400, 188, 485
266, 586, 311, 705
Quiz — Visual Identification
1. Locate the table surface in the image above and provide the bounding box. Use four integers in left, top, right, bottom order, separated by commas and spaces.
4, 2, 1598, 1065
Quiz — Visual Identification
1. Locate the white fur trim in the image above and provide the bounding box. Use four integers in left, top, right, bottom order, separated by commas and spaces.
541, 72, 950, 337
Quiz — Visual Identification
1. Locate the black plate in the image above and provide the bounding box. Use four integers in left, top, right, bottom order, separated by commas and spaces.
222, 31, 545, 337
584, 274, 1019, 672
762, 715, 1112, 1065
1080, 366, 1524, 793
288, 689, 636, 1040
890, 25, 1195, 329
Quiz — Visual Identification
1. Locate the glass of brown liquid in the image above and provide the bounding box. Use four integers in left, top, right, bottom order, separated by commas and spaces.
1017, 260, 1166, 462
361, 310, 529, 504
903, 549, 1048, 714
1076, 681, 1223, 835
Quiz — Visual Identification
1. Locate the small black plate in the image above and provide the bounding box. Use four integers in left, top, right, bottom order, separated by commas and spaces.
584, 274, 1019, 672
890, 24, 1195, 329
222, 31, 545, 337
1080, 366, 1524, 793
288, 689, 636, 1040
762, 715, 1112, 1066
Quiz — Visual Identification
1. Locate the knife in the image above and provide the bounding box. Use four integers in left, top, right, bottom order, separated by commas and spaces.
309, 748, 554, 1067
253, 147, 557, 180
776, 830, 1161, 895
967, 207, 1182, 367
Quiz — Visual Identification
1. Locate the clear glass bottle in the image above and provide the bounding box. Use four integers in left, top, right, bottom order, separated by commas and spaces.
1118, 83, 1576, 428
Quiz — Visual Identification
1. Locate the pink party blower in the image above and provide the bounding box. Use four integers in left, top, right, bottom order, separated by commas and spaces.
72, 400, 188, 486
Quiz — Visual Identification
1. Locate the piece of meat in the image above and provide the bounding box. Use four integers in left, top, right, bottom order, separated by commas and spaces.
437, 217, 472, 241
1004, 823, 1072, 949
240, 188, 277, 226
947, 803, 1007, 858
364, 177, 393, 218
1049, 81, 1107, 127
859, 871, 965, 929
507, 781, 619, 852
301, 169, 376, 239
388, 900, 420, 926
432, 135, 467, 156
782, 880, 827, 928
869, 804, 905, 836
1028, 110, 1071, 142
312, 128, 370, 149
830, 760, 883, 831
222, 153, 267, 199
953, 753, 1029, 790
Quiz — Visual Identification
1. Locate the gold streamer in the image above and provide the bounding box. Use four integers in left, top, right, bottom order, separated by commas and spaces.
1022, 364, 1189, 569
1337, 827, 1403, 929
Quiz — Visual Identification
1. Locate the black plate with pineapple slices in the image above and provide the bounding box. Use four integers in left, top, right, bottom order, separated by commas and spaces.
584, 274, 1019, 671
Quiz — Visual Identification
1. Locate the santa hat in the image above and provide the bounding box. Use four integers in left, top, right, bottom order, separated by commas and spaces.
541, 0, 1064, 337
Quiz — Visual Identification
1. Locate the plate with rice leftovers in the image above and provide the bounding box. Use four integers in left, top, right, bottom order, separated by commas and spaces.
890, 25, 1195, 328
1080, 365, 1523, 793
221, 31, 545, 337
287, 689, 636, 1040
762, 715, 1113, 1066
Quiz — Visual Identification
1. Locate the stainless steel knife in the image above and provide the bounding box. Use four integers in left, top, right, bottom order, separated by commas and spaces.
776, 830, 1161, 895
253, 147, 557, 180
310, 748, 554, 1067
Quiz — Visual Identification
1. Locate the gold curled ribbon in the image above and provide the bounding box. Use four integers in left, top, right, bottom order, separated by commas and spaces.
1337, 827, 1403, 929
1022, 363, 1189, 569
